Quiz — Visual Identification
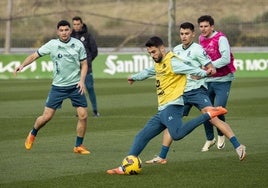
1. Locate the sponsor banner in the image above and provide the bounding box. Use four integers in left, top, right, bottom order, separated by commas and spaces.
233, 53, 268, 77
0, 52, 267, 79
0, 54, 53, 79
93, 54, 154, 78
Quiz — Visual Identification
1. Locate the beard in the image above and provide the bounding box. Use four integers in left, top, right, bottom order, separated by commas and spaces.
153, 55, 163, 63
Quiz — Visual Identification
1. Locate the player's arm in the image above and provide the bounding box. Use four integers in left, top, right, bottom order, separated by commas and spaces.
171, 57, 208, 77
88, 34, 98, 60
77, 59, 88, 95
128, 66, 155, 85
195, 46, 216, 76
212, 36, 231, 68
203, 62, 216, 76
13, 52, 40, 76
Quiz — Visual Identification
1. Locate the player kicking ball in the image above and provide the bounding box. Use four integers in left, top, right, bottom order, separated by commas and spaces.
145, 22, 246, 165
107, 36, 229, 175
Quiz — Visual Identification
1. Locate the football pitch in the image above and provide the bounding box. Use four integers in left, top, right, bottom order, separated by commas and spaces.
0, 78, 267, 188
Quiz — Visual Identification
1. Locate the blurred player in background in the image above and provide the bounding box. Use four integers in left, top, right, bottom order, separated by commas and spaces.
198, 15, 236, 151
14, 20, 90, 154
71, 16, 100, 117
145, 22, 246, 165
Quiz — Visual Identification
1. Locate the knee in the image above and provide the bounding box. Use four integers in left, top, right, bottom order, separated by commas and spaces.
169, 133, 182, 141
77, 112, 88, 120
79, 115, 87, 121
172, 136, 181, 141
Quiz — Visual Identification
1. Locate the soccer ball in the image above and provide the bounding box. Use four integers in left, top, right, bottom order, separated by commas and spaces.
121, 155, 142, 175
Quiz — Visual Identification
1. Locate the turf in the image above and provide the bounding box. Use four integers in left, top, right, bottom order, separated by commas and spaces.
0, 78, 267, 188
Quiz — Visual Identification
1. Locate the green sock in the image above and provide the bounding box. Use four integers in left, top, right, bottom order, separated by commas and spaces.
159, 145, 170, 159
230, 136, 240, 149
31, 128, 38, 136
75, 136, 84, 147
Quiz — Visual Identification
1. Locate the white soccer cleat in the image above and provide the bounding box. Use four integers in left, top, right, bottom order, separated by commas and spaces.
217, 135, 225, 149
236, 144, 246, 161
145, 155, 167, 164
201, 138, 216, 152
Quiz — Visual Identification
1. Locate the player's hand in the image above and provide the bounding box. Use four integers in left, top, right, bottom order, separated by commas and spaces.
203, 63, 216, 76
13, 65, 24, 77
76, 81, 86, 95
128, 77, 134, 85
206, 67, 216, 76
190, 75, 202, 80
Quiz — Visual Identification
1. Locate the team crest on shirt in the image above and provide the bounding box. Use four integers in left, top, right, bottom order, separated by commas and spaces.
203, 51, 209, 58
162, 64, 166, 69
187, 51, 191, 57
80, 36, 85, 41
71, 43, 75, 48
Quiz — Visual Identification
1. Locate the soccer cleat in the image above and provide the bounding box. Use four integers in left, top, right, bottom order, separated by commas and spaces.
217, 135, 225, 149
25, 131, 35, 150
206, 106, 228, 119
106, 166, 125, 175
145, 156, 167, 164
236, 144, 246, 161
201, 138, 216, 152
73, 145, 91, 154
93, 111, 100, 117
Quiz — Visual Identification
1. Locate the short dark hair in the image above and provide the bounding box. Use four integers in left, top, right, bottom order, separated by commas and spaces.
197, 15, 214, 26
57, 20, 70, 29
72, 16, 83, 23
180, 22, 195, 31
145, 36, 164, 47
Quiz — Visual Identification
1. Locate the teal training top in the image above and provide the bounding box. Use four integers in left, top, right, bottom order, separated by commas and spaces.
37, 37, 87, 87
173, 42, 212, 92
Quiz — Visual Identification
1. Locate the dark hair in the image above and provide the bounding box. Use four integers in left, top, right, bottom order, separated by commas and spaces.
72, 16, 83, 23
145, 36, 164, 47
197, 15, 214, 26
180, 22, 195, 31
57, 20, 70, 29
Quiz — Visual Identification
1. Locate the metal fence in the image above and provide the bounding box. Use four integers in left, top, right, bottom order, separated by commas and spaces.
0, 0, 268, 51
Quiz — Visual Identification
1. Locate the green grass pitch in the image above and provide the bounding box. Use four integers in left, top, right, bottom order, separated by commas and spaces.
0, 78, 267, 188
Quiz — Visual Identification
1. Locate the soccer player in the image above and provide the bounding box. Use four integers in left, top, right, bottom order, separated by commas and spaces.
145, 22, 246, 165
71, 16, 100, 117
106, 36, 227, 175
198, 15, 236, 151
14, 20, 90, 154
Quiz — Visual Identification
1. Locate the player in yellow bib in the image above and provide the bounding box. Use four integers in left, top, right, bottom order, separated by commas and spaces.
145, 22, 246, 164
106, 36, 227, 175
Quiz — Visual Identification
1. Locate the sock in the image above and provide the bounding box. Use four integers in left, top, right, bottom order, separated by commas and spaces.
31, 128, 38, 136
75, 136, 84, 147
230, 136, 240, 149
159, 145, 170, 159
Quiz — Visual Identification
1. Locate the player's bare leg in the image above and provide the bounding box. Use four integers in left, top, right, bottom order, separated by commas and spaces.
25, 107, 55, 150
76, 107, 88, 137
145, 129, 170, 164
201, 107, 246, 159
34, 107, 56, 130
73, 107, 90, 154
